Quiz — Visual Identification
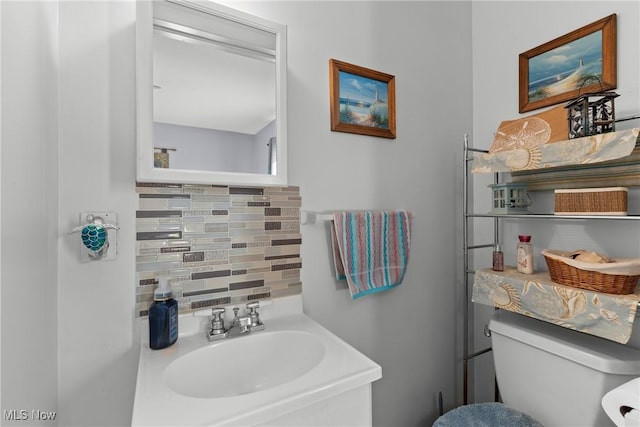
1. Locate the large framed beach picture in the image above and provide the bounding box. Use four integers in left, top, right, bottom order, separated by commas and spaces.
519, 14, 617, 113
329, 59, 396, 139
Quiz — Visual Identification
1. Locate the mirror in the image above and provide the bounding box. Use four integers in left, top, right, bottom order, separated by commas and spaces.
136, 0, 287, 186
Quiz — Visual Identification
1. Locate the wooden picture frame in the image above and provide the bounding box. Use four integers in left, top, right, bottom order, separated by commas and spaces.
519, 14, 616, 113
329, 59, 396, 139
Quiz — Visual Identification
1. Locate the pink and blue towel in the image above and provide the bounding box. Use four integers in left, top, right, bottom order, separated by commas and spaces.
331, 211, 412, 299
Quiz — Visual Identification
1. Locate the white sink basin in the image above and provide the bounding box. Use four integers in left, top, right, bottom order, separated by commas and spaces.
163, 330, 325, 398
132, 296, 382, 426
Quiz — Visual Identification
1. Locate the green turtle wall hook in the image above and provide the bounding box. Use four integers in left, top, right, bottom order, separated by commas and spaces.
70, 212, 119, 261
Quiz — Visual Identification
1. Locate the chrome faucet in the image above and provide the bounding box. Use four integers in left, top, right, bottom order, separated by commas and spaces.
200, 302, 266, 341
229, 307, 252, 335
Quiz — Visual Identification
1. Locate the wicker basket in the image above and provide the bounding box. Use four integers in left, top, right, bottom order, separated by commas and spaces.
554, 187, 628, 215
542, 250, 640, 295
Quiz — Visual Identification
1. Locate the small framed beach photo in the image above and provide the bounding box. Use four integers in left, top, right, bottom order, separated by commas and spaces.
329, 59, 396, 139
518, 14, 617, 113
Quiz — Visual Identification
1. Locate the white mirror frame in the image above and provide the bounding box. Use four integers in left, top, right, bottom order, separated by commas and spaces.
136, 0, 287, 186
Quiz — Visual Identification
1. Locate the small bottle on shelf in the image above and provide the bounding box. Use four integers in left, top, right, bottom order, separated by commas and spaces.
516, 235, 534, 274
492, 244, 504, 271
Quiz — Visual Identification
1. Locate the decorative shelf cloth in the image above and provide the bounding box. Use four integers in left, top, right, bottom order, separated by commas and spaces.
330, 211, 412, 299
472, 128, 639, 173
472, 267, 640, 344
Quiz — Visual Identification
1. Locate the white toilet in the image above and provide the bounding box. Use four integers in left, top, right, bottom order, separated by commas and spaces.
489, 310, 640, 426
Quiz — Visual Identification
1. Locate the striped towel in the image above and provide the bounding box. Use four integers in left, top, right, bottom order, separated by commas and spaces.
330, 211, 412, 299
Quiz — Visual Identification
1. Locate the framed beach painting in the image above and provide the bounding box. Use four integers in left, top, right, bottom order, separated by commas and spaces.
329, 59, 396, 139
519, 14, 617, 113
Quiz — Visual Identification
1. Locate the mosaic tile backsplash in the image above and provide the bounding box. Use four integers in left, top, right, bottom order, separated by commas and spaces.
136, 183, 302, 317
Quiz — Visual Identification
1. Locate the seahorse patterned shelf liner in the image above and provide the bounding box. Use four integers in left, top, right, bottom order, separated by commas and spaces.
472, 268, 640, 344
472, 128, 639, 173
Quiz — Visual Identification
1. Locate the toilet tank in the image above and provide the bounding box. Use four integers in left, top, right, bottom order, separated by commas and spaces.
489, 310, 640, 427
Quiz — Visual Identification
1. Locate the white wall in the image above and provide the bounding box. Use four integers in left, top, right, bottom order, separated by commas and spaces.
226, 1, 473, 424
1, 1, 59, 424
471, 1, 640, 402
56, 2, 138, 425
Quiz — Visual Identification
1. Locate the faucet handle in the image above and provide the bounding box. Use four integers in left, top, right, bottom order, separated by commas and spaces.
246, 301, 264, 330
210, 307, 227, 335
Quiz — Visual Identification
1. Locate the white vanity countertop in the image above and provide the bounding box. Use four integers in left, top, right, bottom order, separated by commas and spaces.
132, 296, 382, 426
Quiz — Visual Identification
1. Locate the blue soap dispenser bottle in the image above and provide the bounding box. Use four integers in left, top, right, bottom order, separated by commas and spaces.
149, 275, 178, 350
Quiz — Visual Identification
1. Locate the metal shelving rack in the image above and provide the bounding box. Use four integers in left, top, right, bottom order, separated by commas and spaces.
462, 135, 496, 405
462, 134, 640, 405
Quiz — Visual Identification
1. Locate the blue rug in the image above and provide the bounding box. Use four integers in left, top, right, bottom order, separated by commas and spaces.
433, 402, 544, 427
